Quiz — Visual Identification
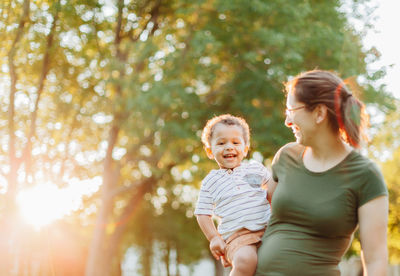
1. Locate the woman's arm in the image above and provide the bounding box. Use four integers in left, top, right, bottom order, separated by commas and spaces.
358, 195, 388, 275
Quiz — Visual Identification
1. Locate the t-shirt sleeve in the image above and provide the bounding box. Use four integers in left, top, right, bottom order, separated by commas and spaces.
358, 162, 388, 207
194, 177, 214, 216
271, 145, 286, 182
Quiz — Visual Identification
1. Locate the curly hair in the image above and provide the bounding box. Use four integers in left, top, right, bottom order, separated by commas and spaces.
201, 114, 250, 148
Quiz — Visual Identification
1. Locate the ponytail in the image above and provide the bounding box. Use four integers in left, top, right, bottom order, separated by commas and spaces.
340, 94, 369, 148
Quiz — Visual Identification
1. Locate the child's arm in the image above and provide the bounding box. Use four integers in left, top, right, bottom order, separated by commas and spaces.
261, 166, 277, 204
266, 177, 277, 203
196, 214, 226, 261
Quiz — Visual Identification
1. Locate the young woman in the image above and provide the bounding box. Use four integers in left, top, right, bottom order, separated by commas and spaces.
255, 70, 388, 276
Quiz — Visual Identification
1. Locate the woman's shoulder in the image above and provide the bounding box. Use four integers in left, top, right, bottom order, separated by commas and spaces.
344, 150, 386, 187
346, 151, 388, 205
272, 142, 304, 165
347, 150, 382, 173
275, 142, 304, 157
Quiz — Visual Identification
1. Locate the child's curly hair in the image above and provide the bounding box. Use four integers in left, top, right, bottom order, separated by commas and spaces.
201, 114, 250, 148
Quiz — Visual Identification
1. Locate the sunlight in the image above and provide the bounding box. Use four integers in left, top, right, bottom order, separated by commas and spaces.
16, 177, 102, 230
17, 183, 69, 229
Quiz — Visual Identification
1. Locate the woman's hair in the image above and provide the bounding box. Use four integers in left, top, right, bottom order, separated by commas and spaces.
285, 70, 369, 148
201, 114, 250, 148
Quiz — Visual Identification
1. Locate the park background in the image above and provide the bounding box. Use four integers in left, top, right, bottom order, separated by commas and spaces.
0, 0, 399, 275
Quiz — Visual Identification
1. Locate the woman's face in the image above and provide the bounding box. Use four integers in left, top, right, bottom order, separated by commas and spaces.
285, 91, 314, 146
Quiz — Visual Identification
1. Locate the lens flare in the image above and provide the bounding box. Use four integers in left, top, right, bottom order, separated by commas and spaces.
17, 183, 69, 229
16, 178, 101, 230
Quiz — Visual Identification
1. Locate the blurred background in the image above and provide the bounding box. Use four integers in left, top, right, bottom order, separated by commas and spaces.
0, 0, 399, 275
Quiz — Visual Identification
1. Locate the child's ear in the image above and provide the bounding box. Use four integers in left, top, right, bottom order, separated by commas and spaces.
244, 146, 249, 157
205, 147, 214, 159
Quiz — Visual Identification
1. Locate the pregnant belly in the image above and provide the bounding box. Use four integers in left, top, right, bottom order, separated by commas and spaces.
255, 230, 349, 276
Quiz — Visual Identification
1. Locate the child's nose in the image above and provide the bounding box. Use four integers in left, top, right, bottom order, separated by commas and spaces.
225, 142, 234, 149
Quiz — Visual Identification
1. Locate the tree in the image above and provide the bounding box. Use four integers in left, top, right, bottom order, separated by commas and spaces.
0, 0, 71, 273
0, 0, 394, 275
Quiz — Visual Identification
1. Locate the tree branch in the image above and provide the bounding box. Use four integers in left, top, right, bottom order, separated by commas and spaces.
108, 178, 147, 199
22, 0, 61, 177
6, 0, 30, 193
127, 0, 161, 43
106, 176, 155, 253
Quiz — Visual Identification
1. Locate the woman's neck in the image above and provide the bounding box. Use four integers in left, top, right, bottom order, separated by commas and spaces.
303, 135, 352, 173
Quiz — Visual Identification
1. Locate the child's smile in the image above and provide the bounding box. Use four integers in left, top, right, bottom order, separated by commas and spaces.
207, 123, 248, 170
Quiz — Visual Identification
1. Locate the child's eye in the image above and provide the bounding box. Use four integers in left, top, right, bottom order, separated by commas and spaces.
218, 142, 224, 145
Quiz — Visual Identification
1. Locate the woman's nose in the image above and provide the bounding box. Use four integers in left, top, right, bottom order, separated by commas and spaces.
285, 115, 293, 127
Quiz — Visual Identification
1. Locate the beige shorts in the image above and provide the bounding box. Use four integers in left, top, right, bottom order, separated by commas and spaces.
225, 228, 265, 265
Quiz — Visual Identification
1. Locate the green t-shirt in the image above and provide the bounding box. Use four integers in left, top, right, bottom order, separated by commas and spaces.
255, 143, 388, 276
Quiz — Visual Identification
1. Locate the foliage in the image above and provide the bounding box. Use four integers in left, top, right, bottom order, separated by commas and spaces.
368, 100, 400, 263
0, 0, 397, 275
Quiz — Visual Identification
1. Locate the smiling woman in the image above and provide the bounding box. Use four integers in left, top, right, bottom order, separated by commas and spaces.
255, 70, 388, 276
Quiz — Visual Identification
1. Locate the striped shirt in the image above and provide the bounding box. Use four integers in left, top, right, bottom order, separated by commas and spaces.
194, 160, 271, 240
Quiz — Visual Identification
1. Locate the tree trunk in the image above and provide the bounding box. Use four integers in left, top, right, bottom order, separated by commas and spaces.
142, 240, 152, 276
0, 0, 30, 274
84, 197, 113, 276
176, 248, 181, 276
85, 124, 120, 276
164, 242, 171, 276
105, 177, 155, 275
85, 0, 163, 274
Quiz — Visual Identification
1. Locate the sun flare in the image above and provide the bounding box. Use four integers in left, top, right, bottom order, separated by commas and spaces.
16, 178, 101, 230
17, 183, 70, 229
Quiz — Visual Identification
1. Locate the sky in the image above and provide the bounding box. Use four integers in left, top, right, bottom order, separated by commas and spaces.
364, 0, 400, 99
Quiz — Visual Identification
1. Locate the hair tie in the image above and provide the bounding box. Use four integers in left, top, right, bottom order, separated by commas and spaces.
344, 93, 352, 100
334, 84, 345, 131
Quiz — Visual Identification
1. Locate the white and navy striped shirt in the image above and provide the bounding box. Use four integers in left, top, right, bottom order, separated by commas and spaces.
194, 160, 271, 240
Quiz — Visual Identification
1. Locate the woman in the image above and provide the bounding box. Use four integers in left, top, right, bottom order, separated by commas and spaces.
255, 70, 388, 275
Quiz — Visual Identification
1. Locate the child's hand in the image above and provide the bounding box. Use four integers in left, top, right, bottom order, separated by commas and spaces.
221, 256, 231, 267
209, 235, 226, 261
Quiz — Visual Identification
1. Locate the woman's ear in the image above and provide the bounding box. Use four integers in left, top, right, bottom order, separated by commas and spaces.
205, 147, 214, 159
315, 104, 328, 124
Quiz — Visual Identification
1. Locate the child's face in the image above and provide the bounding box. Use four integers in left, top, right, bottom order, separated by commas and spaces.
206, 123, 248, 169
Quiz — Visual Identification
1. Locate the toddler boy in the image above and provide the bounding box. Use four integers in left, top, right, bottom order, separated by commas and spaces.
194, 114, 271, 276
